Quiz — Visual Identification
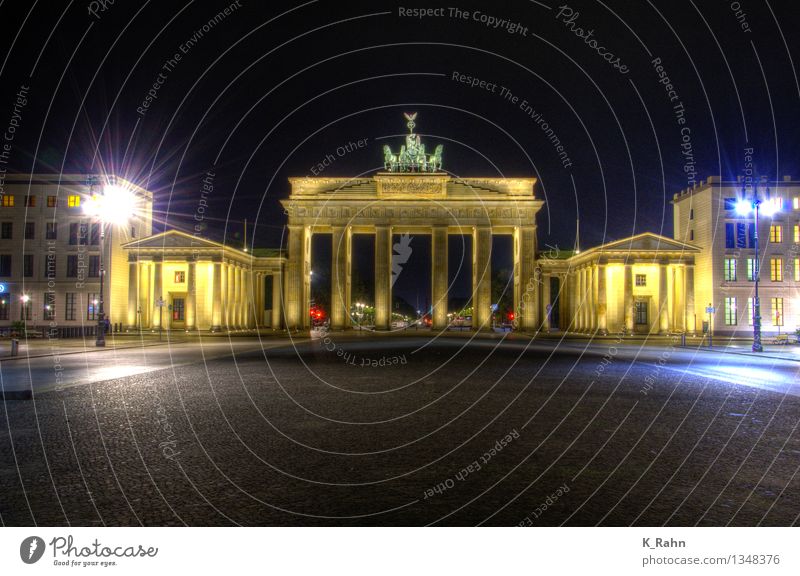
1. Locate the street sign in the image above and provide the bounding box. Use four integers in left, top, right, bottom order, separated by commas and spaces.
156, 298, 166, 307
705, 306, 715, 314
0, 283, 5, 293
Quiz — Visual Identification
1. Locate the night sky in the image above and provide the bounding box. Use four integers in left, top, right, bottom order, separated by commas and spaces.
1, 0, 798, 306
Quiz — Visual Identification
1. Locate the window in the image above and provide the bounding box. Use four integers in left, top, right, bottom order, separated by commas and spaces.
24, 195, 36, 207
67, 195, 80, 207
795, 258, 800, 282
47, 195, 57, 207
724, 297, 737, 326
90, 222, 100, 245
1, 194, 14, 207
67, 255, 78, 278
724, 197, 737, 210
770, 224, 783, 243
130, 225, 136, 239
794, 197, 800, 210
24, 221, 35, 239
724, 258, 737, 281
736, 222, 747, 248
794, 224, 799, 243
0, 295, 8, 320
765, 197, 783, 213
635, 274, 647, 287
690, 230, 694, 241
65, 293, 76, 321
69, 222, 88, 245
634, 301, 648, 324
88, 255, 100, 277
771, 297, 784, 326
44, 253, 56, 278
46, 222, 57, 239
43, 292, 55, 321
174, 271, 186, 283
748, 223, 756, 247
1, 222, 12, 239
746, 257, 756, 281
0, 255, 11, 276
87, 293, 99, 320
23, 254, 33, 277
770, 258, 783, 281
689, 208, 694, 220
725, 223, 735, 248
21, 297, 31, 320
746, 298, 754, 326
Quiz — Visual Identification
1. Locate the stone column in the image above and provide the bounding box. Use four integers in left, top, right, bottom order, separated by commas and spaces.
224, 262, 233, 329
272, 270, 282, 329
152, 257, 163, 328
515, 226, 538, 331
374, 226, 391, 330
126, 255, 138, 330
211, 260, 222, 331
431, 226, 448, 330
623, 262, 634, 333
597, 261, 608, 334
472, 226, 492, 330
331, 226, 351, 330
236, 265, 244, 328
685, 263, 696, 335
588, 266, 596, 332
284, 225, 309, 330
186, 258, 197, 330
659, 260, 669, 334
577, 267, 585, 332
541, 271, 551, 332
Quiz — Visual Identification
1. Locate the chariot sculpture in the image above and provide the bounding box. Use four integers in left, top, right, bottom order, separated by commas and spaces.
383, 113, 444, 173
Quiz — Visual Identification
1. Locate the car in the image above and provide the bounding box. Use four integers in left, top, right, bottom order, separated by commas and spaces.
391, 320, 409, 329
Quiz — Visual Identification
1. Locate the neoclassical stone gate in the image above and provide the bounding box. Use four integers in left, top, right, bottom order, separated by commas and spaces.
280, 115, 543, 331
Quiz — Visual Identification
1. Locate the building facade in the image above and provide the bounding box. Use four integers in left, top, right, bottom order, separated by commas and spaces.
673, 176, 800, 336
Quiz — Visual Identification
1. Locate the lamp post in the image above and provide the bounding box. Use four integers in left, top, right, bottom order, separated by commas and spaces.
83, 178, 139, 347
736, 181, 779, 352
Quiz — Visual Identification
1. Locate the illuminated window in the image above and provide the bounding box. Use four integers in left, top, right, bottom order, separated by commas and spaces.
47, 195, 57, 207
67, 195, 80, 207
1, 194, 14, 207
0, 296, 8, 320
635, 274, 647, 287
794, 197, 800, 210
771, 297, 784, 326
723, 197, 737, 210
724, 297, 737, 325
174, 271, 186, 283
87, 293, 99, 320
746, 298, 754, 326
65, 293, 76, 321
24, 195, 36, 207
723, 258, 737, 281
765, 197, 783, 213
770, 258, 783, 281
795, 258, 800, 281
794, 224, 799, 243
746, 257, 756, 281
43, 292, 55, 321
769, 224, 782, 243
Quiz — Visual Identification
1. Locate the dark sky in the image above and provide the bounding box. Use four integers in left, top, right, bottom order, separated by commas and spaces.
1, 0, 798, 306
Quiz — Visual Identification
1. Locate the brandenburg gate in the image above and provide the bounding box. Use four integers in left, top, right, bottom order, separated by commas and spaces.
281, 113, 543, 331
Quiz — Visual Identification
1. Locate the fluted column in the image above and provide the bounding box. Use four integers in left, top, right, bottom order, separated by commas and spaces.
211, 260, 222, 331
659, 260, 669, 334
597, 261, 608, 334
514, 226, 538, 331
624, 262, 634, 333
577, 267, 585, 332
685, 263, 696, 335
272, 270, 282, 329
472, 226, 492, 330
152, 257, 163, 328
541, 271, 551, 332
226, 263, 235, 329
285, 225, 309, 330
186, 258, 197, 330
126, 255, 138, 330
235, 265, 243, 328
431, 226, 448, 330
374, 226, 391, 330
331, 226, 351, 330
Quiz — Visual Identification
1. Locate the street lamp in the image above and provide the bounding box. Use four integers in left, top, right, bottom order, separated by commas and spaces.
83, 180, 139, 347
735, 180, 780, 352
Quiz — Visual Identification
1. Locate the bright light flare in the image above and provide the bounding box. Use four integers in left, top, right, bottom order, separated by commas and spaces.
735, 200, 752, 216
760, 197, 781, 217
83, 183, 139, 225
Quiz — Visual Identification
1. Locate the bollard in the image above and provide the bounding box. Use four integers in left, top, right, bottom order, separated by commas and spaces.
10, 338, 19, 356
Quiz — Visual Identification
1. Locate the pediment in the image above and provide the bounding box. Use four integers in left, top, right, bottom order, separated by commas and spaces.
597, 233, 698, 253
122, 230, 225, 250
